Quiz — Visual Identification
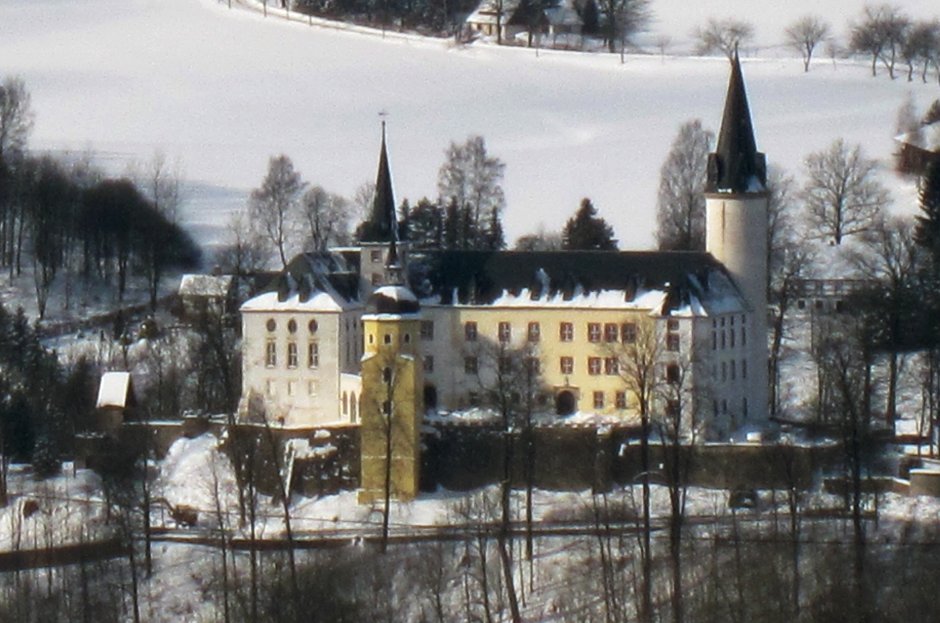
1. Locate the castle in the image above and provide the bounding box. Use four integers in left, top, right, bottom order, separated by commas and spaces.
237, 55, 769, 500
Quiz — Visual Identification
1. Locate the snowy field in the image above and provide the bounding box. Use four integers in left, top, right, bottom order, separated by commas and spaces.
0, 0, 937, 256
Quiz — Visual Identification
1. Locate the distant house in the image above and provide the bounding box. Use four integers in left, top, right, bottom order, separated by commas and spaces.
95, 371, 137, 432
895, 121, 940, 175
465, 0, 523, 40
465, 0, 582, 42
177, 273, 236, 319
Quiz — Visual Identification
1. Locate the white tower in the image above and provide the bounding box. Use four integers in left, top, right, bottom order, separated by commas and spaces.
705, 53, 769, 423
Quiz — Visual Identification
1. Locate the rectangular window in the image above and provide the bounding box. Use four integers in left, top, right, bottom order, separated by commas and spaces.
527, 322, 541, 343
287, 342, 298, 368
712, 331, 717, 350
666, 333, 680, 352
307, 342, 319, 368
730, 327, 736, 348
742, 326, 747, 347
287, 380, 297, 396
604, 323, 618, 343
465, 321, 478, 342
464, 356, 478, 374
307, 380, 316, 396
721, 330, 726, 349
560, 356, 574, 375
265, 340, 277, 367
559, 322, 574, 342
666, 399, 679, 418
667, 318, 679, 331
730, 360, 736, 381
721, 361, 727, 382
420, 321, 434, 340
468, 391, 479, 407
604, 357, 619, 375
666, 363, 680, 384
615, 391, 627, 409
371, 273, 381, 286
370, 249, 382, 263
588, 323, 601, 343
621, 322, 637, 344
424, 356, 434, 373
588, 357, 602, 375
593, 391, 604, 410
742, 359, 747, 379
266, 379, 275, 397
498, 321, 511, 343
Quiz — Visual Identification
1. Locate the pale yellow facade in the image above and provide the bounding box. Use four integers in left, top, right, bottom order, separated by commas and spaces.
358, 313, 424, 502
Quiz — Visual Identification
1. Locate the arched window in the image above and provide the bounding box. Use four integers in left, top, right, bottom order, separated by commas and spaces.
342, 392, 348, 415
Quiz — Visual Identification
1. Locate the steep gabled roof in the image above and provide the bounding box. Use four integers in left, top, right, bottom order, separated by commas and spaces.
414, 250, 746, 315
706, 52, 767, 195
240, 251, 360, 312
359, 123, 399, 243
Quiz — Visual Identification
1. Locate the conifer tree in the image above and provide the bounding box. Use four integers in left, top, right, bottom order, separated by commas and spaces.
562, 198, 617, 250
915, 160, 940, 272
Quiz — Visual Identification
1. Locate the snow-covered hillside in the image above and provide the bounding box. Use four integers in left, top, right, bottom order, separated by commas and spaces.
0, 0, 936, 254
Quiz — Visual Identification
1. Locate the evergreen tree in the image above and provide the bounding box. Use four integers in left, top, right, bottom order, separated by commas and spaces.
923, 99, 940, 125
915, 160, 940, 272
407, 198, 444, 250
562, 198, 617, 250
581, 0, 599, 35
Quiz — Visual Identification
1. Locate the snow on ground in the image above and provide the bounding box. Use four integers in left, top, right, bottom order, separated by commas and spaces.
0, 464, 108, 552
0, 0, 936, 258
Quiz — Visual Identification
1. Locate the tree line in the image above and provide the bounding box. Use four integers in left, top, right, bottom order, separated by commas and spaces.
0, 77, 201, 318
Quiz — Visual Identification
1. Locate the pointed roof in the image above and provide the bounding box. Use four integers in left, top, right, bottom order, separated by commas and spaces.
360, 122, 399, 243
706, 52, 767, 194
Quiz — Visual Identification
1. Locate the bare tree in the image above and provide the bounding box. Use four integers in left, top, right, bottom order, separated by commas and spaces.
850, 4, 911, 79
656, 119, 714, 251
249, 154, 305, 268
851, 216, 921, 427
0, 77, 34, 277
785, 15, 831, 72
513, 226, 563, 251
802, 139, 889, 245
0, 76, 33, 167
596, 0, 652, 56
214, 211, 270, 277
300, 185, 350, 251
694, 18, 754, 58
437, 135, 506, 250
901, 20, 940, 83
615, 316, 664, 623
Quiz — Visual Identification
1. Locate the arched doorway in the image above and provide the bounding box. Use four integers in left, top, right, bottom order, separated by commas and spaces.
423, 384, 438, 410
555, 390, 576, 416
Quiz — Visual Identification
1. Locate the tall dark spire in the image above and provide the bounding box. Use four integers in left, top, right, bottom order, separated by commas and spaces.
360, 121, 399, 243
706, 52, 767, 194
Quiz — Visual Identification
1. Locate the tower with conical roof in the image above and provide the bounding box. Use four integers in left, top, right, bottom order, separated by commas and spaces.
359, 122, 408, 292
705, 52, 769, 425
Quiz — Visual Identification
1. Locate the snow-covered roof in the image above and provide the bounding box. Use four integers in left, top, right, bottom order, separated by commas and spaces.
96, 371, 132, 409
241, 290, 346, 312
417, 250, 746, 316
178, 274, 233, 298
373, 285, 417, 303
240, 251, 361, 313
895, 121, 940, 152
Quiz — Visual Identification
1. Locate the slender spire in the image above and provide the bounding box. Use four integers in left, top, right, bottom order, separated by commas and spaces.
361, 119, 399, 243
706, 51, 766, 194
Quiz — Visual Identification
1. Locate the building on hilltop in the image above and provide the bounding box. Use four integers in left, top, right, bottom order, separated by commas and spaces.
238, 53, 770, 445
